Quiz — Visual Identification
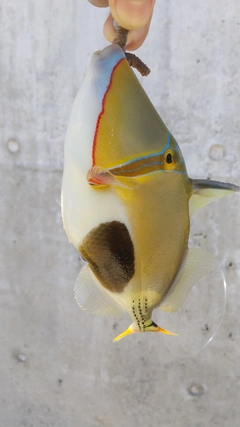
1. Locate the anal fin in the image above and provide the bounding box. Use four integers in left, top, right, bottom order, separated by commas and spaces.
159, 248, 218, 313
74, 264, 124, 317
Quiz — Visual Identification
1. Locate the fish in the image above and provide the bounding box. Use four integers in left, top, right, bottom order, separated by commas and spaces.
61, 44, 240, 342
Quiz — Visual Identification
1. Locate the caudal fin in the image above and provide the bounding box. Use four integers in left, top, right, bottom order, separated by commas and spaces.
113, 322, 177, 342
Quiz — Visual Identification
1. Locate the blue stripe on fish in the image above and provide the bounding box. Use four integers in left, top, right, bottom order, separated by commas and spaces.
109, 132, 171, 171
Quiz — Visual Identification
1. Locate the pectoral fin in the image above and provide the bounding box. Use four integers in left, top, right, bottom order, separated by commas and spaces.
74, 264, 124, 317
159, 248, 218, 313
87, 166, 132, 189
189, 179, 240, 217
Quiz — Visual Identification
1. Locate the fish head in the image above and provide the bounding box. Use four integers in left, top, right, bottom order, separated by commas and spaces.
81, 44, 188, 187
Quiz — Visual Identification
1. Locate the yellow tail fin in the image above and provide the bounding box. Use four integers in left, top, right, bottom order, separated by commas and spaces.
113, 326, 134, 342
113, 322, 178, 342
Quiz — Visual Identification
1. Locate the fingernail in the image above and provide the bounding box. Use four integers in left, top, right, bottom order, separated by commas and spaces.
110, 0, 153, 30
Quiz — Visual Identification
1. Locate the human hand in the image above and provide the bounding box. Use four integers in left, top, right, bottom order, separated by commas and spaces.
88, 0, 156, 51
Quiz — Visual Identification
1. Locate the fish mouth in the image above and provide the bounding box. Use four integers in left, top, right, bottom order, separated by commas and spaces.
93, 44, 123, 63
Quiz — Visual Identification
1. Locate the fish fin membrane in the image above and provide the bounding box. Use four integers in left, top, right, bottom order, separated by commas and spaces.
162, 268, 226, 358
113, 324, 177, 342
74, 264, 123, 317
190, 179, 240, 217
159, 248, 218, 313
87, 166, 132, 189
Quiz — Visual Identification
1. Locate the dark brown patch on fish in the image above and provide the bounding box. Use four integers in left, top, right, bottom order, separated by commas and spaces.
79, 221, 134, 293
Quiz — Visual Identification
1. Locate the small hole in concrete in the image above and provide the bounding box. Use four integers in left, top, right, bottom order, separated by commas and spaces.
17, 353, 27, 363
209, 144, 225, 161
188, 383, 204, 396
7, 139, 20, 154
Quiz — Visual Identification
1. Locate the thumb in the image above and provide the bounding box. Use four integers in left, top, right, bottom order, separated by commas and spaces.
108, 0, 156, 30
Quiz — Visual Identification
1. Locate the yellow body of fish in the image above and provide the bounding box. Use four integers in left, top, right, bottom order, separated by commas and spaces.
61, 45, 239, 341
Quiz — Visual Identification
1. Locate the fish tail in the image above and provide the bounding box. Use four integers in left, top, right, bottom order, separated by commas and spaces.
113, 326, 134, 342
113, 322, 177, 342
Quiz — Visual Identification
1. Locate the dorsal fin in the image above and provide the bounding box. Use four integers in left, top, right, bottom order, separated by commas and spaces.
190, 179, 240, 217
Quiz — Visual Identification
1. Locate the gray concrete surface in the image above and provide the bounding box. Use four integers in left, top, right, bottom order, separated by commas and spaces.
1, 1, 240, 426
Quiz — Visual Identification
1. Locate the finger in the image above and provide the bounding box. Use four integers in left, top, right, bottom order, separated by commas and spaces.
103, 13, 152, 51
126, 23, 151, 51
87, 0, 109, 7
108, 0, 155, 30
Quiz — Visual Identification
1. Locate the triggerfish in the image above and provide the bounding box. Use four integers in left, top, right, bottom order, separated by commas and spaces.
61, 44, 239, 342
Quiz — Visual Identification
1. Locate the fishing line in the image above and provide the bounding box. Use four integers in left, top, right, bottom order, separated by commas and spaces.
161, 268, 227, 359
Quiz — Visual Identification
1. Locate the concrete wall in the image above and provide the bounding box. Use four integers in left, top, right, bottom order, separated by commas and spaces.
1, 1, 240, 426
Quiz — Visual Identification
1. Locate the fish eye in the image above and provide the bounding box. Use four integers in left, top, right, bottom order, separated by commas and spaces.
166, 153, 172, 164
164, 149, 179, 171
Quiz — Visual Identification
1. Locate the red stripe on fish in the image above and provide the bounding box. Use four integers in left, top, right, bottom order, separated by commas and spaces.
92, 58, 125, 166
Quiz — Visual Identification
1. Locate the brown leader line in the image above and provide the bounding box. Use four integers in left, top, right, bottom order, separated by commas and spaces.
113, 24, 150, 76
